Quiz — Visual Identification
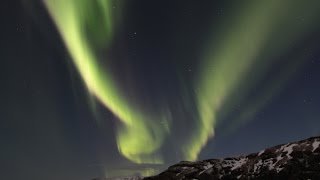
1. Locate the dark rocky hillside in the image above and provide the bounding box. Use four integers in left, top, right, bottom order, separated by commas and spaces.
144, 136, 320, 180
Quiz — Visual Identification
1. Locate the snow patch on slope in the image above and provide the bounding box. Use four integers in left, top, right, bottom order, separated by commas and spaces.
231, 158, 247, 171
312, 140, 320, 152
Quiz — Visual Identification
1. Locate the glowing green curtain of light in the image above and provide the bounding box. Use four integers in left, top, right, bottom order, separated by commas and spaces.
184, 0, 296, 160
44, 0, 167, 164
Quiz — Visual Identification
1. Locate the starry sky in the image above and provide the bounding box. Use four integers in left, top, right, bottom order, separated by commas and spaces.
1, 0, 320, 179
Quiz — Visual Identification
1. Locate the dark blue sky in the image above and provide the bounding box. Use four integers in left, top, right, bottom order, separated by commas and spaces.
1, 0, 320, 179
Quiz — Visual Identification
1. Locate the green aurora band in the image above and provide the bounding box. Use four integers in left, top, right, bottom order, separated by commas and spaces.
44, 0, 169, 164
184, 0, 320, 160
44, 0, 320, 168
183, 1, 282, 161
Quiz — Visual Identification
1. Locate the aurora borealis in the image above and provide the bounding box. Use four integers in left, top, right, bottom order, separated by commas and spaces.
44, 0, 169, 164
2, 0, 320, 179
185, 0, 320, 161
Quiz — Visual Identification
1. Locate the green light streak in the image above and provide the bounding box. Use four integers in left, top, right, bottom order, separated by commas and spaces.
184, 0, 320, 160
44, 0, 320, 165
44, 0, 168, 164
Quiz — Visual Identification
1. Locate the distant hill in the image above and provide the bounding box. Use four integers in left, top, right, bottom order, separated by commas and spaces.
144, 136, 320, 180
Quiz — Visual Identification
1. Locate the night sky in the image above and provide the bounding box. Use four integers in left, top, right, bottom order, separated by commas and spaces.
2, 0, 320, 179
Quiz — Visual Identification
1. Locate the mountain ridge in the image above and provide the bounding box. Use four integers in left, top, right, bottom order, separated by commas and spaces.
144, 136, 320, 180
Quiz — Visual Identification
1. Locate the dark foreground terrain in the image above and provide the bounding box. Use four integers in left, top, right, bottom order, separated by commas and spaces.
145, 136, 320, 180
